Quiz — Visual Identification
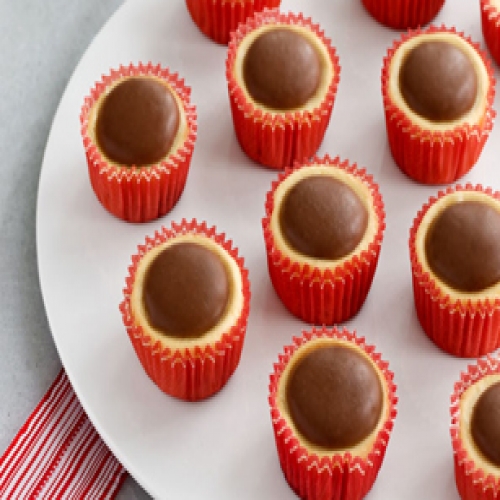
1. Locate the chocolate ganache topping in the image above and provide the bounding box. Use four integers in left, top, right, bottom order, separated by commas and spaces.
279, 175, 368, 260
399, 40, 478, 122
142, 242, 230, 339
471, 381, 500, 466
96, 76, 180, 166
243, 28, 321, 110
425, 201, 500, 292
286, 345, 383, 449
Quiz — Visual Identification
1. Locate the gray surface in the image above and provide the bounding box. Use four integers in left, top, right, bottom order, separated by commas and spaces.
0, 1, 150, 498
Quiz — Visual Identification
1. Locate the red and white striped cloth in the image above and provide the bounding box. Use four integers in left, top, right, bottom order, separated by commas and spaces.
0, 370, 127, 499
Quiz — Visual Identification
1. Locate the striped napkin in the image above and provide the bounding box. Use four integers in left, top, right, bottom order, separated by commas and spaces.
0, 370, 127, 499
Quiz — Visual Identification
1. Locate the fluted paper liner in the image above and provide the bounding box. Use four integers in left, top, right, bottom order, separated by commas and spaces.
120, 219, 251, 401
382, 26, 496, 185
226, 9, 341, 169
81, 63, 197, 223
361, 0, 445, 29
409, 184, 500, 358
451, 356, 500, 499
481, 0, 500, 67
269, 326, 398, 500
262, 155, 385, 325
185, 0, 281, 45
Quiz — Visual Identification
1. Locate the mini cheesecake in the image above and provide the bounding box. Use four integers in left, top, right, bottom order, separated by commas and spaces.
81, 63, 197, 223
361, 0, 445, 29
270, 327, 397, 500
121, 219, 250, 401
410, 185, 500, 357
263, 156, 385, 325
226, 9, 340, 169
481, 0, 500, 67
185, 0, 281, 45
451, 357, 500, 499
382, 27, 495, 184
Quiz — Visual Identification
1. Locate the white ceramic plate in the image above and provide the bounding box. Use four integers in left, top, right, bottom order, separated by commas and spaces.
36, 1, 500, 498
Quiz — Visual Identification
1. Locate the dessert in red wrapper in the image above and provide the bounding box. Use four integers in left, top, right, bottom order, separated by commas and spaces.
382, 26, 496, 185
269, 326, 397, 500
120, 219, 250, 401
262, 155, 385, 325
361, 0, 445, 29
410, 184, 500, 357
185, 0, 281, 45
80, 63, 197, 223
226, 9, 340, 170
481, 0, 500, 66
451, 356, 500, 499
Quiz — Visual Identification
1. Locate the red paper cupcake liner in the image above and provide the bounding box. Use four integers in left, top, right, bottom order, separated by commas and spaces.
262, 155, 385, 325
409, 184, 500, 358
119, 219, 251, 401
226, 9, 341, 170
361, 0, 445, 29
80, 63, 197, 223
481, 0, 500, 67
185, 0, 281, 45
269, 326, 398, 500
451, 356, 500, 499
382, 26, 496, 185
